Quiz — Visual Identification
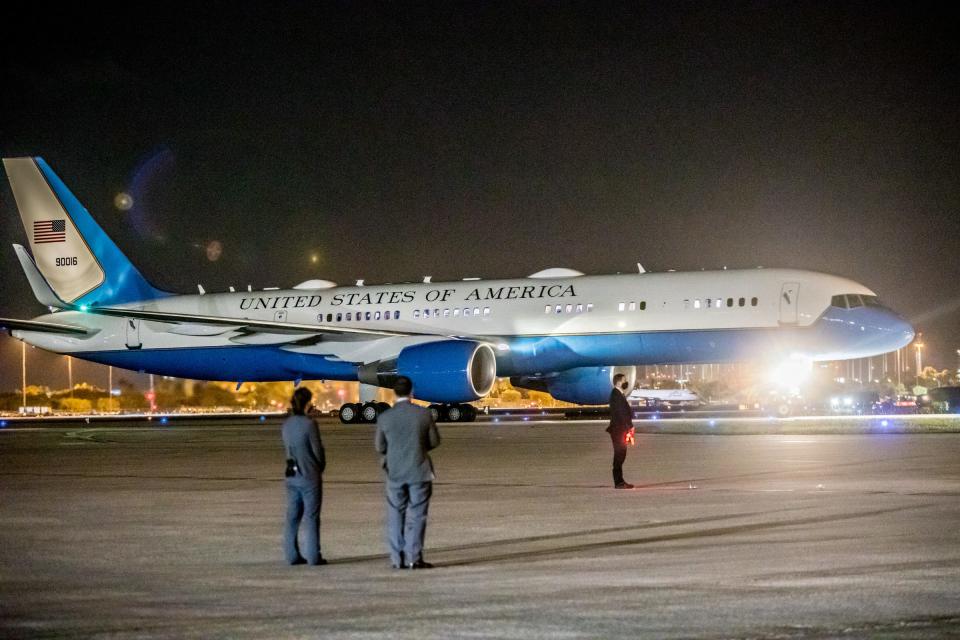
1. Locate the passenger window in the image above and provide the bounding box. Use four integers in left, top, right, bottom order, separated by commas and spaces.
716, 298, 722, 308
751, 297, 758, 306
706, 298, 712, 309
346, 312, 352, 321
414, 310, 420, 319
483, 307, 490, 316
618, 302, 625, 312
336, 313, 342, 322
424, 309, 430, 318
694, 299, 701, 309
738, 298, 745, 307
474, 307, 480, 316
374, 311, 381, 320
326, 313, 333, 322
394, 310, 400, 319
443, 309, 450, 317
365, 311, 371, 321
316, 314, 323, 323
727, 298, 733, 307
434, 309, 440, 317
555, 304, 563, 314
640, 301, 646, 311
628, 302, 636, 311
544, 305, 551, 314
576, 303, 583, 313
684, 299, 690, 309
454, 308, 460, 317
587, 303, 594, 312
565, 304, 573, 313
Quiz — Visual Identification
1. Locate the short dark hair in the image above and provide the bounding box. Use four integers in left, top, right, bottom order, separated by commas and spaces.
612, 373, 626, 386
393, 376, 413, 397
290, 387, 313, 415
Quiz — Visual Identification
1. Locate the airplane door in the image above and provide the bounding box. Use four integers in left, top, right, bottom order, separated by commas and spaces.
779, 282, 800, 324
274, 310, 287, 322
125, 318, 142, 349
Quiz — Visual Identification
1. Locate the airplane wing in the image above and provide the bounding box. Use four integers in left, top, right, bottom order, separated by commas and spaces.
0, 317, 94, 335
81, 306, 432, 338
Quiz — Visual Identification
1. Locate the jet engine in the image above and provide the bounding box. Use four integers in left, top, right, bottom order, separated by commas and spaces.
514, 365, 636, 405
397, 340, 497, 403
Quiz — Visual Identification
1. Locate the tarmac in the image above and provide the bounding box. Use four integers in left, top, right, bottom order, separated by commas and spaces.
1, 418, 958, 639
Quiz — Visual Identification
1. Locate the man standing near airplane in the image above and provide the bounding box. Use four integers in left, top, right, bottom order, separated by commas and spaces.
607, 373, 635, 489
375, 376, 441, 569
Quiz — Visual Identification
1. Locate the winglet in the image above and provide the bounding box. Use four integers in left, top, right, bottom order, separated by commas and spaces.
13, 244, 67, 309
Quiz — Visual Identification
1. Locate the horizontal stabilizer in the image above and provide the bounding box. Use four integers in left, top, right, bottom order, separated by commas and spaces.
0, 317, 92, 335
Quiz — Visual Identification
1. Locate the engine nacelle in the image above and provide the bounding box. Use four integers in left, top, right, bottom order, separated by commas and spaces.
545, 366, 636, 405
397, 340, 497, 403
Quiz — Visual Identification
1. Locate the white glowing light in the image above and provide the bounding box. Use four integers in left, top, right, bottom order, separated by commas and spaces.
767, 356, 813, 392
114, 192, 133, 211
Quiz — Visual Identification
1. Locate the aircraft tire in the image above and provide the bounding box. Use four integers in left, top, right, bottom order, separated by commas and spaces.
339, 403, 360, 424
447, 405, 463, 422
428, 404, 445, 422
361, 402, 380, 423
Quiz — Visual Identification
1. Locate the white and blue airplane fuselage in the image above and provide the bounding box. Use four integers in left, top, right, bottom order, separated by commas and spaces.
1, 158, 915, 419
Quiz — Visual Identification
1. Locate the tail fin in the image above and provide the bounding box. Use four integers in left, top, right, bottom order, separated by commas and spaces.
2, 157, 168, 306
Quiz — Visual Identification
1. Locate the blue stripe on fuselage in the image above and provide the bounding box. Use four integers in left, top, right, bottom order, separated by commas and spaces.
75, 345, 358, 382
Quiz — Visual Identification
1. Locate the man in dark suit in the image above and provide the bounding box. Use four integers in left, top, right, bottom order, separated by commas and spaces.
606, 373, 635, 489
374, 376, 441, 569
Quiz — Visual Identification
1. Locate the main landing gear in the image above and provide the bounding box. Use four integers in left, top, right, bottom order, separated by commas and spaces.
338, 402, 478, 423
338, 401, 391, 424
428, 403, 478, 423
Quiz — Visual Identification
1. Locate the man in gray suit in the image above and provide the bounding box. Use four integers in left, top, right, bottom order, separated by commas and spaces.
374, 376, 441, 569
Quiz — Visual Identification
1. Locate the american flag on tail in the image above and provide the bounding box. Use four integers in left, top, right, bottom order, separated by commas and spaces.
33, 219, 66, 244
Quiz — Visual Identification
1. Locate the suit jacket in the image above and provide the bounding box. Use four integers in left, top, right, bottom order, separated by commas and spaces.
282, 414, 325, 487
374, 400, 441, 485
606, 388, 633, 435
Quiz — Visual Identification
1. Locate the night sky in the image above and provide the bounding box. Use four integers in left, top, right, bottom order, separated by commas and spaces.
1, 3, 958, 390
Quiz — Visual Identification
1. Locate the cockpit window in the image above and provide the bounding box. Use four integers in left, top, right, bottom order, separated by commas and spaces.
831, 294, 882, 309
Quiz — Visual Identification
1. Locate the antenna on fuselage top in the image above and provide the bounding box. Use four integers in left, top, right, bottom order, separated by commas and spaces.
423, 276, 432, 283
637, 263, 646, 274
197, 284, 205, 295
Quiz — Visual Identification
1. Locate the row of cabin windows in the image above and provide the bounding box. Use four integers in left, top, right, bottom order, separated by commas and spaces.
414, 307, 491, 319
544, 302, 594, 314
684, 296, 758, 310
615, 297, 759, 312
320, 310, 401, 323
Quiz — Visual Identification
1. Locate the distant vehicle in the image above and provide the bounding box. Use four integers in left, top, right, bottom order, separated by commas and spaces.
18, 406, 51, 416
916, 387, 960, 414
829, 391, 880, 415
628, 388, 701, 409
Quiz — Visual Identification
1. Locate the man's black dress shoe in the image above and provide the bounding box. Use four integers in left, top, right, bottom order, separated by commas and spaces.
310, 557, 328, 566
290, 557, 308, 565
615, 482, 635, 489
407, 560, 434, 569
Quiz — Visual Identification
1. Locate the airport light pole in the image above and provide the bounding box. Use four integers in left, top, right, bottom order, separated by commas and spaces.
67, 356, 73, 398
21, 342, 26, 409
914, 338, 924, 386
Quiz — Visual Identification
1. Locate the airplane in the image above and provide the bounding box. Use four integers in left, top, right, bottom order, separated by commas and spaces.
0, 157, 915, 423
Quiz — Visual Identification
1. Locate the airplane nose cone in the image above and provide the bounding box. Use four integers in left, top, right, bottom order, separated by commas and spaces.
881, 308, 915, 350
